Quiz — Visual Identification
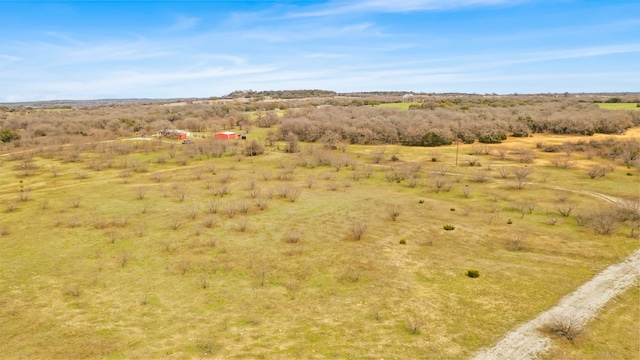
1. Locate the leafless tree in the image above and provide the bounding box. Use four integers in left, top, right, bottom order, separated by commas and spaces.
238, 200, 250, 214
552, 155, 574, 169
471, 170, 489, 183
225, 202, 238, 219
150, 172, 164, 183
371, 148, 386, 164
237, 218, 249, 232
494, 146, 508, 160
17, 186, 32, 202
135, 186, 148, 200
506, 234, 526, 251
285, 228, 302, 244
215, 185, 230, 197
172, 183, 187, 201
187, 203, 199, 219
386, 204, 401, 221
206, 199, 220, 214
557, 202, 575, 217
219, 173, 233, 184
587, 165, 610, 179
589, 208, 619, 235
255, 196, 270, 210
542, 315, 584, 341
171, 217, 182, 230
518, 150, 536, 164
351, 220, 367, 240
497, 166, 511, 179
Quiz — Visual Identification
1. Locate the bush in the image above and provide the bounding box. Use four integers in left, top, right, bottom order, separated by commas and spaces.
443, 224, 455, 231
478, 131, 507, 144
542, 315, 583, 340
399, 238, 406, 245
0, 128, 20, 143
466, 269, 480, 278
419, 132, 453, 147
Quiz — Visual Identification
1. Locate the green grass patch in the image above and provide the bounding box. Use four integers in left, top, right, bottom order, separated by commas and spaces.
598, 103, 639, 110
376, 102, 419, 110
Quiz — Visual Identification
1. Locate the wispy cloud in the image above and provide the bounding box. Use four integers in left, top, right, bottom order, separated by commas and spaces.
303, 53, 350, 59
287, 0, 523, 17
0, 54, 21, 62
169, 14, 200, 31
240, 22, 377, 43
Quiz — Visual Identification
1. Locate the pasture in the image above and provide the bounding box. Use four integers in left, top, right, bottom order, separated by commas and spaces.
1, 128, 638, 359
598, 103, 639, 110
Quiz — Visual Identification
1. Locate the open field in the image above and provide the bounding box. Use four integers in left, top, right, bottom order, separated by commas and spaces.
1, 122, 638, 358
598, 103, 639, 110
376, 102, 419, 110
541, 286, 639, 360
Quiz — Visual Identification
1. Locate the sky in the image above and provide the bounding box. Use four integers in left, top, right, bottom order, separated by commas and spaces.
0, 0, 639, 101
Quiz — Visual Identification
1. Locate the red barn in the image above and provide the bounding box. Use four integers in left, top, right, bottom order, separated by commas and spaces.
214, 131, 237, 140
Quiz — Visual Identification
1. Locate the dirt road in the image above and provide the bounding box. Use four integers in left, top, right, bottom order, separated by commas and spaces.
473, 201, 639, 360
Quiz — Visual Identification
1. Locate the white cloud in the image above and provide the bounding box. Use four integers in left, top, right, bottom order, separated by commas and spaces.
0, 54, 21, 62
169, 14, 200, 31
287, 0, 523, 17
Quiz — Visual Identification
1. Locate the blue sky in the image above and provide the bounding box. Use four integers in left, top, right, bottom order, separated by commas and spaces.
0, 0, 638, 101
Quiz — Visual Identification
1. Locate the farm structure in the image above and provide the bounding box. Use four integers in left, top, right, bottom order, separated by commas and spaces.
214, 131, 237, 140
157, 129, 189, 140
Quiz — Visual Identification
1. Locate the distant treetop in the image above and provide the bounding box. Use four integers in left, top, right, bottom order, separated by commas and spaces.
226, 89, 337, 99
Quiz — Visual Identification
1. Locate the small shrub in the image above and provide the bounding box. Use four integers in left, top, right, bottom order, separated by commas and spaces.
542, 315, 584, 340
351, 221, 367, 240
405, 312, 422, 334
466, 269, 480, 278
399, 238, 406, 245
443, 224, 455, 231
450, 208, 455, 211
419, 199, 424, 204
507, 218, 513, 224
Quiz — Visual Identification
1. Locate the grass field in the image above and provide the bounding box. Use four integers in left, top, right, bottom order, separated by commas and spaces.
598, 103, 639, 110
376, 102, 419, 110
0, 131, 638, 359
541, 286, 639, 359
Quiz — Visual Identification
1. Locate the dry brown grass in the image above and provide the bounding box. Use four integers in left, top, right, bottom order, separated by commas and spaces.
0, 129, 638, 359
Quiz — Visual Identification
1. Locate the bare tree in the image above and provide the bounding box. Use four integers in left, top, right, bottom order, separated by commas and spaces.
255, 196, 270, 210
187, 203, 199, 219
17, 186, 32, 202
206, 199, 220, 214
497, 166, 511, 179
351, 220, 367, 240
172, 183, 187, 201
556, 202, 575, 217
237, 218, 249, 232
135, 186, 148, 200
386, 204, 401, 221
285, 228, 302, 244
471, 170, 489, 183
494, 146, 508, 160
